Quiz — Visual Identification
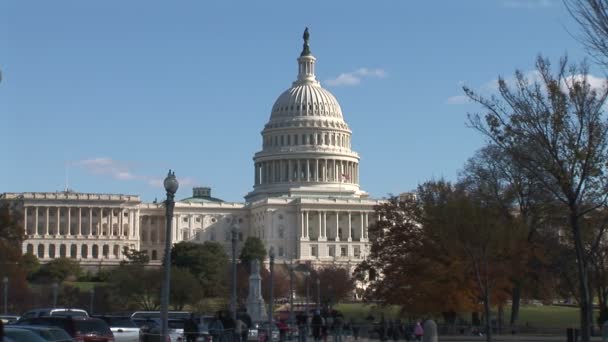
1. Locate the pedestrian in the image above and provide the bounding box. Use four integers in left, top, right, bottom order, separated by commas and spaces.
332, 313, 344, 342
210, 312, 225, 342
350, 319, 359, 341
379, 314, 388, 341
414, 321, 423, 341
235, 317, 247, 342
184, 313, 199, 342
311, 310, 323, 342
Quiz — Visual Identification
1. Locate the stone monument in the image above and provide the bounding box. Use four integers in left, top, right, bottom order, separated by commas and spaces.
422, 319, 438, 342
246, 260, 267, 322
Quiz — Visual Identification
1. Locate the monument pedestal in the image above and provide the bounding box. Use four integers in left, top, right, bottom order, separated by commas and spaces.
246, 260, 267, 322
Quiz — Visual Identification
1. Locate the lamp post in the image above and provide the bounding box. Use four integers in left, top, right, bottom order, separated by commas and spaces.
315, 278, 320, 311
90, 287, 95, 316
160, 170, 179, 342
52, 282, 58, 308
268, 247, 275, 342
231, 219, 240, 320
3, 276, 8, 314
288, 259, 296, 334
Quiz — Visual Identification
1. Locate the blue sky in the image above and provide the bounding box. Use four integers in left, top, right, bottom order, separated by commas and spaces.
0, 0, 597, 202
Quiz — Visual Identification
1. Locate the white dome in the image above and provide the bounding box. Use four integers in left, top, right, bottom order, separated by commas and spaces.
270, 83, 343, 120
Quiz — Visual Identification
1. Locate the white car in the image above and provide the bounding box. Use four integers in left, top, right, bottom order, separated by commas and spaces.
95, 315, 140, 342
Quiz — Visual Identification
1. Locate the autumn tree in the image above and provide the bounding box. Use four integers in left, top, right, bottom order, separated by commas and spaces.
107, 265, 161, 310
0, 203, 29, 311
170, 267, 205, 310
465, 56, 608, 341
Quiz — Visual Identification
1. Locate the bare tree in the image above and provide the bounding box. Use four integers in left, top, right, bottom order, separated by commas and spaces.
465, 55, 608, 342
566, 0, 608, 67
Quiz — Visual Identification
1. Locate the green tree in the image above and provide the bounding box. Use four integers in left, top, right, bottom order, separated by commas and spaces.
0, 203, 29, 311
121, 246, 150, 265
170, 267, 204, 310
239, 236, 266, 268
171, 241, 229, 297
465, 56, 608, 341
35, 257, 82, 282
107, 265, 161, 310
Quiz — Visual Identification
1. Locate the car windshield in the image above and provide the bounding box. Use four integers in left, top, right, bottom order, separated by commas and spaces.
133, 319, 159, 328
102, 317, 138, 328
74, 320, 112, 335
52, 311, 87, 318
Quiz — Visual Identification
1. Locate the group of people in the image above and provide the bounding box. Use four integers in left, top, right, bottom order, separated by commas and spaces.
184, 310, 252, 342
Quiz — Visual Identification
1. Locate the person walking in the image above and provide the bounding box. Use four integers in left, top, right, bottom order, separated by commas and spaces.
210, 312, 225, 342
184, 313, 199, 342
311, 310, 323, 342
414, 321, 423, 341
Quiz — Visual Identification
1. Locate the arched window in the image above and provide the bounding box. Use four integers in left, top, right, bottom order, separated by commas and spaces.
81, 245, 88, 259
70, 244, 77, 258
37, 244, 45, 258
59, 244, 66, 258
113, 245, 120, 258
92, 244, 99, 259
151, 250, 158, 260
102, 245, 109, 258
27, 244, 34, 255
49, 244, 56, 258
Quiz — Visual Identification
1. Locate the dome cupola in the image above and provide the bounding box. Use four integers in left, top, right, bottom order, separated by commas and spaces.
246, 29, 366, 202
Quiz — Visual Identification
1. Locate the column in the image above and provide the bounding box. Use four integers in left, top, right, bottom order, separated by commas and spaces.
99, 208, 103, 236
89, 208, 93, 237
335, 212, 340, 241
364, 212, 369, 240
255, 164, 259, 185
305, 211, 309, 238
55, 207, 60, 236
109, 209, 114, 236
315, 159, 319, 182
360, 212, 365, 241
322, 212, 327, 239
45, 207, 50, 235
300, 211, 306, 240
348, 212, 352, 241
119, 209, 124, 236
317, 211, 323, 241
67, 207, 71, 236
34, 207, 39, 236
78, 208, 82, 236
306, 160, 310, 182
23, 207, 28, 235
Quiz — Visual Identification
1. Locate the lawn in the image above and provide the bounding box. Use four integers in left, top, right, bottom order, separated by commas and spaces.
333, 303, 592, 328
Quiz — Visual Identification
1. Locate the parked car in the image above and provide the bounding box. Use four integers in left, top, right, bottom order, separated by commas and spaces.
7, 325, 73, 342
0, 315, 20, 324
19, 308, 89, 320
132, 318, 180, 342
16, 316, 114, 342
95, 315, 140, 342
4, 327, 48, 342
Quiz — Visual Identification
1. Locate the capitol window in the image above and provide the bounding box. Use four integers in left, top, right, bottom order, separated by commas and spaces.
196, 217, 201, 222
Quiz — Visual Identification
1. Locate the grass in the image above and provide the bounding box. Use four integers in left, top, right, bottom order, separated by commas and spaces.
333, 303, 594, 328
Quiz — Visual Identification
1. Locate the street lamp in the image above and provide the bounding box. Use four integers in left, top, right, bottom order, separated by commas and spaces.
3, 276, 8, 314
160, 170, 179, 342
52, 282, 58, 308
315, 278, 320, 311
287, 259, 296, 333
268, 246, 275, 342
90, 287, 95, 316
231, 219, 240, 320
303, 270, 310, 313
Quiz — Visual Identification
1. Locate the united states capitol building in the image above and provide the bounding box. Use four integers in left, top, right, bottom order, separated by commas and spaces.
0, 30, 380, 270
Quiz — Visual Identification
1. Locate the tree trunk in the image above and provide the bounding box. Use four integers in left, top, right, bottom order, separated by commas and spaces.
571, 211, 592, 342
510, 282, 521, 328
484, 291, 493, 342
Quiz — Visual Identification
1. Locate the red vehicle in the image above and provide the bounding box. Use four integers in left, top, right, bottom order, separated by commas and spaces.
16, 316, 115, 342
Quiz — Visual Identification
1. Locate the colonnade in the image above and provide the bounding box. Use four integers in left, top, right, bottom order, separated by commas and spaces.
254, 159, 358, 185
297, 210, 370, 242
25, 241, 130, 260
23, 206, 139, 239
263, 131, 351, 149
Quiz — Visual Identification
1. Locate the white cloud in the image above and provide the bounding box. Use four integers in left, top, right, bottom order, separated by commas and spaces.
563, 74, 607, 92
73, 157, 198, 189
502, 0, 555, 8
446, 95, 471, 105
325, 68, 387, 87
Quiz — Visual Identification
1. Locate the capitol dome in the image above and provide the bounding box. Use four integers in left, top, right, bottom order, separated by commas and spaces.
245, 28, 365, 202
